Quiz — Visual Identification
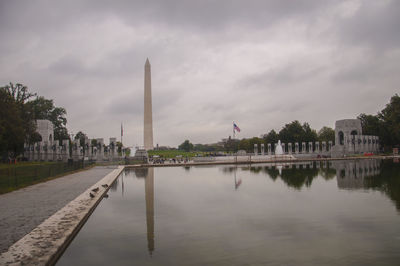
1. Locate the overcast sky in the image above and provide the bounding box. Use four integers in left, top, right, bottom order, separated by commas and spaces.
1, 0, 399, 147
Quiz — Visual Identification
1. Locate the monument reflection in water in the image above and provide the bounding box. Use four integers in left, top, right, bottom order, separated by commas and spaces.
57, 159, 400, 266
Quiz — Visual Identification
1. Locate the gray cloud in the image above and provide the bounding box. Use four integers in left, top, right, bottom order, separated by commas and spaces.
0, 0, 399, 147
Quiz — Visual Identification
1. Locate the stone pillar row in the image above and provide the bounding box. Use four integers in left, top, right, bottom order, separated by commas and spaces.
253, 141, 334, 155
24, 137, 122, 162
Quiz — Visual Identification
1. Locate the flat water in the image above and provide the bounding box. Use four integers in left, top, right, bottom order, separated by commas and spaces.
57, 159, 400, 265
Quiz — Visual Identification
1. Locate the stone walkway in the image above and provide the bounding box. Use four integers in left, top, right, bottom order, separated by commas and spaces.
0, 166, 117, 253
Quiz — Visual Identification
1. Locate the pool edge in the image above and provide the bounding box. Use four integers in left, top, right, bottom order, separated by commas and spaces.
0, 166, 125, 266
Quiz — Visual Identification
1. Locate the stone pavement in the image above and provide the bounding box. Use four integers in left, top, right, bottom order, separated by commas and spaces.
0, 166, 117, 253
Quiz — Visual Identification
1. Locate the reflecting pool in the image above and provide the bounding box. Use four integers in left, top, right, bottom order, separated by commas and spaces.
57, 159, 400, 265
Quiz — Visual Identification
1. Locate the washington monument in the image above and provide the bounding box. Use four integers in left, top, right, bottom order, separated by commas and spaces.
144, 58, 154, 150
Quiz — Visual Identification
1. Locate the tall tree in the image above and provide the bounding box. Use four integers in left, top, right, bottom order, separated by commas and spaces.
302, 122, 318, 142
379, 94, 400, 147
1, 83, 37, 144
178, 140, 194, 152
263, 129, 279, 145
74, 131, 86, 147
318, 126, 335, 143
26, 96, 68, 142
278, 120, 304, 143
0, 89, 25, 158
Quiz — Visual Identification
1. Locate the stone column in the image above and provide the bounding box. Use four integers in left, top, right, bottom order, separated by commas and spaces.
39, 142, 44, 161
62, 140, 69, 162
308, 142, 313, 153
55, 144, 61, 161
328, 141, 332, 151
72, 140, 79, 161
43, 141, 49, 161
267, 144, 271, 155
110, 138, 117, 160
376, 136, 380, 153
97, 138, 104, 161
261, 143, 265, 156
288, 143, 292, 154
254, 144, 258, 156
367, 136, 372, 152
85, 138, 91, 160
295, 143, 299, 154
302, 142, 306, 154
322, 142, 327, 152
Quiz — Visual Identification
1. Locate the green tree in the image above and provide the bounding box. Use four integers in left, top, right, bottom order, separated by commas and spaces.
74, 131, 86, 147
318, 126, 335, 143
278, 121, 304, 143
302, 122, 318, 142
26, 96, 68, 143
238, 138, 250, 151
1, 83, 37, 145
224, 136, 239, 152
263, 129, 279, 145
0, 89, 25, 159
178, 140, 194, 152
91, 139, 98, 147
116, 141, 123, 154
379, 94, 400, 147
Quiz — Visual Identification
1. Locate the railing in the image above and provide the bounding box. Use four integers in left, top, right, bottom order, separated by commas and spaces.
0, 161, 94, 194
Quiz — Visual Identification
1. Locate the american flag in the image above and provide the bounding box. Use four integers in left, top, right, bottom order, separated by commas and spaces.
233, 122, 241, 132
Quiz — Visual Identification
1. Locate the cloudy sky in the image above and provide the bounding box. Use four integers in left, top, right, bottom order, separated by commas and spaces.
1, 0, 399, 147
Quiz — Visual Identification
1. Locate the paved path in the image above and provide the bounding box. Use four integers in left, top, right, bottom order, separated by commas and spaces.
0, 166, 117, 253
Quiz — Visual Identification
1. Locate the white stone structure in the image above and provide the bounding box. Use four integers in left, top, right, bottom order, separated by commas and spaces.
144, 58, 154, 150
36, 120, 54, 143
331, 119, 379, 157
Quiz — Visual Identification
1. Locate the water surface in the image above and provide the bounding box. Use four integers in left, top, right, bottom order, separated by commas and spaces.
57, 159, 400, 265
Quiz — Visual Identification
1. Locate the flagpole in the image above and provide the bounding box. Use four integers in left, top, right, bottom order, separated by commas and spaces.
233, 121, 235, 139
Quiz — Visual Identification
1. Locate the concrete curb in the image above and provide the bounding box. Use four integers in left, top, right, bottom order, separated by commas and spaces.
129, 155, 399, 168
0, 166, 125, 266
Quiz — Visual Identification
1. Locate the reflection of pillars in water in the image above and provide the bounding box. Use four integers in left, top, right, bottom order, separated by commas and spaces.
145, 167, 154, 255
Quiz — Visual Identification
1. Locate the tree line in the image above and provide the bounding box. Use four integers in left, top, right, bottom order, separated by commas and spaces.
0, 83, 68, 159
179, 121, 335, 153
179, 94, 400, 153
358, 94, 400, 150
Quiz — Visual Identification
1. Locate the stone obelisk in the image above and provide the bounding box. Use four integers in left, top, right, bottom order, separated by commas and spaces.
144, 58, 154, 150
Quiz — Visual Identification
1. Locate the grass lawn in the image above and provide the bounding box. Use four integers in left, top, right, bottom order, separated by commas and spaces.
0, 161, 93, 194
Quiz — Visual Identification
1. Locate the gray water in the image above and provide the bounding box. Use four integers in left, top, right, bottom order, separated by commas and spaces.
57, 159, 400, 265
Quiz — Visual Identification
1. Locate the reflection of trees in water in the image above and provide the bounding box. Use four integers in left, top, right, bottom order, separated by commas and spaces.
263, 167, 279, 181
319, 167, 336, 180
364, 160, 400, 211
279, 165, 319, 189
